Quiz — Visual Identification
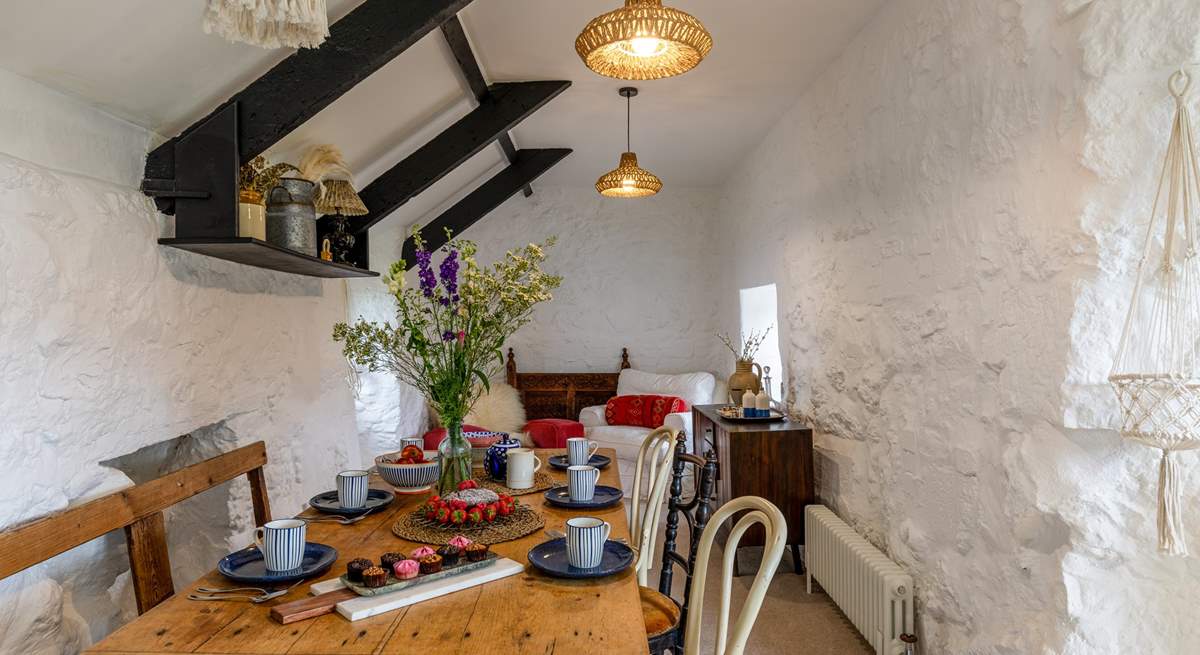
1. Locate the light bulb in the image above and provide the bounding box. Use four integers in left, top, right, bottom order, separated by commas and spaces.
623, 37, 665, 58
622, 179, 637, 188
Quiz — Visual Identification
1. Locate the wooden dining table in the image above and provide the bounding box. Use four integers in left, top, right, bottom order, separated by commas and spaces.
86, 448, 649, 655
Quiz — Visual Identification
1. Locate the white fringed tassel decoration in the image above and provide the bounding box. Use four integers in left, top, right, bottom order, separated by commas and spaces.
1159, 450, 1186, 556
1110, 69, 1200, 556
203, 0, 329, 50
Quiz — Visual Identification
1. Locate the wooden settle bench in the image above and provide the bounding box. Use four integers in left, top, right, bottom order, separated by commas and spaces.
0, 441, 272, 613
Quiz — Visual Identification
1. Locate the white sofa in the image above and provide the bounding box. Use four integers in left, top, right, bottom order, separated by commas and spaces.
578, 368, 725, 493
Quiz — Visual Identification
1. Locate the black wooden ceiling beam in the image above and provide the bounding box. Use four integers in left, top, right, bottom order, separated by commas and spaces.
402, 148, 571, 265
144, 0, 473, 189
440, 16, 532, 198
328, 80, 570, 238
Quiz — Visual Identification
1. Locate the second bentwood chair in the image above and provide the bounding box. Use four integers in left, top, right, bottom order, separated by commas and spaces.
631, 425, 676, 586
643, 433, 719, 654
684, 495, 788, 655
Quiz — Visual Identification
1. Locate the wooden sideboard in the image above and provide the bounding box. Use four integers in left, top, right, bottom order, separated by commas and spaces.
692, 404, 815, 574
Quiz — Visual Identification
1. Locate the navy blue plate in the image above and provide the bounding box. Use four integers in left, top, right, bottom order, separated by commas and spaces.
547, 454, 612, 470
543, 485, 624, 510
218, 542, 338, 584
308, 488, 394, 516
527, 538, 635, 579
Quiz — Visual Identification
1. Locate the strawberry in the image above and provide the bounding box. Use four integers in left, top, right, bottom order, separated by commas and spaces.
484, 503, 498, 522
450, 508, 467, 525
456, 479, 479, 491
429, 495, 441, 505
450, 498, 468, 510
467, 507, 483, 525
497, 501, 513, 516
498, 494, 512, 505
436, 506, 451, 524
423, 504, 437, 520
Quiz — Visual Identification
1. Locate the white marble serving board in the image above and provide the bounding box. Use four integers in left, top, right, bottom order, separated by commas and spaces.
308, 558, 525, 622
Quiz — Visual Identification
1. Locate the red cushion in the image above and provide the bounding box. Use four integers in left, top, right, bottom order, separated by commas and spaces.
524, 418, 585, 449
422, 424, 488, 450
604, 395, 687, 429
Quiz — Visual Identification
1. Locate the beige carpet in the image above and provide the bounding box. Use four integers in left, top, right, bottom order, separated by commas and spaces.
647, 525, 872, 655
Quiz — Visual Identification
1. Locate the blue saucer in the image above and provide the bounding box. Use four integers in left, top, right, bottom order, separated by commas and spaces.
527, 538, 635, 579
543, 485, 624, 510
218, 542, 338, 584
547, 454, 612, 470
308, 488, 394, 516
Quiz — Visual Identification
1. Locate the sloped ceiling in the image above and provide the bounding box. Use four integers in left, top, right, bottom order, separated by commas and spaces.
0, 0, 883, 221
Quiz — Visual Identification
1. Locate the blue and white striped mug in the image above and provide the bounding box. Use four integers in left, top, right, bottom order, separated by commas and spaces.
567, 465, 600, 502
337, 470, 370, 509
399, 436, 424, 451
566, 437, 599, 467
566, 516, 611, 569
254, 519, 307, 571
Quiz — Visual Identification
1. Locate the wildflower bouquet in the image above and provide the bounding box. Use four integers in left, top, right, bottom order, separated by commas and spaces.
334, 229, 561, 494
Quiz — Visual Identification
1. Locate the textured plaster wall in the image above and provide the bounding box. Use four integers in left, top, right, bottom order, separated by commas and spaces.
713, 0, 1200, 652
0, 69, 361, 653
348, 184, 726, 456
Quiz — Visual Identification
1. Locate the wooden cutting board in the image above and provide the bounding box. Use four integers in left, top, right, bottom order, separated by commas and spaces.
270, 588, 358, 624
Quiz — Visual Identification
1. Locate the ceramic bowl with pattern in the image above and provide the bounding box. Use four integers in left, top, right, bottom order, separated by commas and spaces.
375, 450, 440, 491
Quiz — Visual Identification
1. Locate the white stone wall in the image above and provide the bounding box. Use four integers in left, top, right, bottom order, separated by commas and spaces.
0, 70, 361, 653
713, 0, 1200, 652
349, 184, 727, 456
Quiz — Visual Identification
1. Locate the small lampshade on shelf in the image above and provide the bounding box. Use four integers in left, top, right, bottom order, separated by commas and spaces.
1110, 70, 1200, 556
300, 145, 368, 266
576, 0, 712, 80
596, 87, 662, 198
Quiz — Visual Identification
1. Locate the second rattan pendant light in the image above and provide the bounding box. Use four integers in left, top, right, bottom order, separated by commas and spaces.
596, 87, 662, 198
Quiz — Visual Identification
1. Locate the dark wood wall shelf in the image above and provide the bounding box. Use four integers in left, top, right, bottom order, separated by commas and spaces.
159, 238, 378, 279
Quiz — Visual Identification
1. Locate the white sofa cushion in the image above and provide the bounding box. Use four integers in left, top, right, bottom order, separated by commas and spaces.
616, 369, 716, 407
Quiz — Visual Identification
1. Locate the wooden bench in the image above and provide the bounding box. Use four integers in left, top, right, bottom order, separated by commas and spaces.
0, 441, 271, 613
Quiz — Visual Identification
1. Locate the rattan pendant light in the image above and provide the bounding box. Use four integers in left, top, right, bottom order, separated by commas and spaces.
596, 87, 662, 198
576, 0, 712, 80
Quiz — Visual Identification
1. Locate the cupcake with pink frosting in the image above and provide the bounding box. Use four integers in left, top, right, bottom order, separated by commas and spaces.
410, 546, 436, 559
448, 535, 472, 549
393, 559, 419, 580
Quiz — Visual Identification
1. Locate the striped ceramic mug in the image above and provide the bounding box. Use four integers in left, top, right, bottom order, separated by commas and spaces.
254, 519, 307, 571
566, 437, 599, 467
337, 470, 370, 509
399, 436, 424, 451
567, 465, 600, 502
566, 516, 611, 569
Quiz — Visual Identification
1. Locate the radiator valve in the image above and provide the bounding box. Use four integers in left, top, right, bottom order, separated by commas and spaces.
900, 633, 918, 655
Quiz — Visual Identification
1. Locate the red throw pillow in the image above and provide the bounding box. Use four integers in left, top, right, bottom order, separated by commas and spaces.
604, 395, 688, 429
422, 424, 488, 450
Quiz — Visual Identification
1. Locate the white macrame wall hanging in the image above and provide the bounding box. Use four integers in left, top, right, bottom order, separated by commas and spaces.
1110, 69, 1200, 556
202, 0, 329, 50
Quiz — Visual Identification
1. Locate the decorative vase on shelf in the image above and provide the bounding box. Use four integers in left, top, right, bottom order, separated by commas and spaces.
436, 420, 473, 496
727, 359, 762, 404
265, 177, 318, 255
484, 433, 521, 481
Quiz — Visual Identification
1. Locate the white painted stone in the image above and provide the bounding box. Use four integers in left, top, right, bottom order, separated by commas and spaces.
0, 69, 361, 652
711, 0, 1200, 652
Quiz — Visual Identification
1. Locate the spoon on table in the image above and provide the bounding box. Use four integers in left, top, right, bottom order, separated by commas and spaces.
297, 507, 376, 525
189, 579, 303, 603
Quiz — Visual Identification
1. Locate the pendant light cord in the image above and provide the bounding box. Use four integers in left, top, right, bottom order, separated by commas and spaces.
626, 93, 631, 152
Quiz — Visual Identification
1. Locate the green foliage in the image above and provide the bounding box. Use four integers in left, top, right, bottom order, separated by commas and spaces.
333, 228, 561, 424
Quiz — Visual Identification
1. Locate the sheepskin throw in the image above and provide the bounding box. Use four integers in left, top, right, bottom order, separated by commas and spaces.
431, 383, 527, 437
203, 0, 329, 50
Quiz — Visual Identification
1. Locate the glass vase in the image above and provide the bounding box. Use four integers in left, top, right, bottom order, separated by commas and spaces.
437, 420, 473, 496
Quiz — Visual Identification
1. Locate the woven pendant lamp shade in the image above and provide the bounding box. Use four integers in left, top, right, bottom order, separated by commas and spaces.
596, 152, 662, 197
576, 0, 712, 80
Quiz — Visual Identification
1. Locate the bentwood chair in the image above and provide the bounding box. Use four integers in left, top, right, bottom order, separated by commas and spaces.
684, 496, 788, 655
631, 425, 676, 585
0, 441, 272, 613
642, 433, 719, 654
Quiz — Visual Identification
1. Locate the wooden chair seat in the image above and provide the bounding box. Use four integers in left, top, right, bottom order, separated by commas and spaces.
641, 585, 682, 638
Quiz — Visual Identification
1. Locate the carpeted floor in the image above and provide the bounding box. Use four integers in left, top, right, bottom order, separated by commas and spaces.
647, 524, 873, 655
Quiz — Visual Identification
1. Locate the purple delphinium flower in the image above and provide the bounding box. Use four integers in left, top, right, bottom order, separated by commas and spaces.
439, 250, 459, 299
415, 249, 436, 298
442, 330, 455, 342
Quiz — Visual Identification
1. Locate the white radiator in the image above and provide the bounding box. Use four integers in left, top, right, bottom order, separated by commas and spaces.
805, 505, 914, 655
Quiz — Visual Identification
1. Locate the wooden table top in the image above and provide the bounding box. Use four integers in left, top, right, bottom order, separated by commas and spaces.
87, 448, 648, 655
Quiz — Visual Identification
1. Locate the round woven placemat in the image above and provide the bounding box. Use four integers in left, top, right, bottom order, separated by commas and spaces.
474, 470, 557, 497
391, 504, 545, 546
